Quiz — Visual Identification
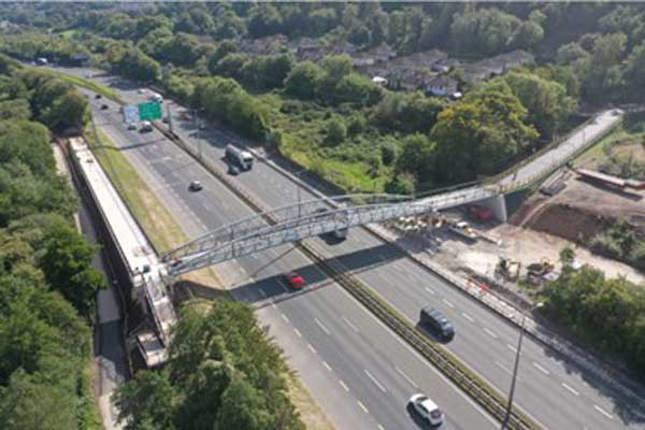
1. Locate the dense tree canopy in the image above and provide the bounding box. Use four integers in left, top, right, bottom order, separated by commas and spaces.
542, 266, 645, 376
0, 62, 103, 429
114, 301, 304, 430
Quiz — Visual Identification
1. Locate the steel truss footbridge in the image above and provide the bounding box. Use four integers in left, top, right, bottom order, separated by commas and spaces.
163, 185, 496, 276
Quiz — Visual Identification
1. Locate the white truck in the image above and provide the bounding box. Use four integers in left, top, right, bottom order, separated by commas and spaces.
225, 144, 254, 171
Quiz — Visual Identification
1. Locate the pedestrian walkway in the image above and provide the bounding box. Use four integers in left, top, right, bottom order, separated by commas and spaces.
69, 137, 176, 367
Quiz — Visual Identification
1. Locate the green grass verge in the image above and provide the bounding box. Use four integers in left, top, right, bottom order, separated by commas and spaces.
86, 128, 186, 253
80, 355, 103, 430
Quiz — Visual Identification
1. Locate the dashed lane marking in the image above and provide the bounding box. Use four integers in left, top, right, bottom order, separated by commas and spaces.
395, 366, 418, 389
293, 328, 302, 338
307, 343, 317, 354
339, 379, 349, 392
378, 425, 385, 430
507, 344, 518, 354
314, 317, 331, 335
442, 298, 455, 308
483, 328, 498, 339
532, 362, 550, 375
357, 401, 369, 414
424, 287, 436, 295
461, 312, 474, 322
593, 405, 614, 420
281, 313, 290, 323
258, 288, 267, 298
364, 369, 387, 393
322, 361, 332, 372
342, 316, 359, 332
561, 383, 579, 396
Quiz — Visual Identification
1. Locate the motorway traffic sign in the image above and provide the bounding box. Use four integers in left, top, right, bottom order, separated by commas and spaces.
138, 101, 162, 121
122, 104, 139, 124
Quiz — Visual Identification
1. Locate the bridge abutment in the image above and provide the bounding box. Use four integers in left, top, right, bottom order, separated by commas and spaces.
477, 194, 508, 222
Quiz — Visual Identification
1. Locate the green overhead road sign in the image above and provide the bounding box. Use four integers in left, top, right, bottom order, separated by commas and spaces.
138, 101, 162, 121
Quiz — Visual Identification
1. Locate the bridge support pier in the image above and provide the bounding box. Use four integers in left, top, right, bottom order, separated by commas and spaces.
478, 194, 508, 223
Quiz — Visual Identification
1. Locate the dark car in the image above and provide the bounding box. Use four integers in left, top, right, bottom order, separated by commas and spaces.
419, 306, 455, 341
95, 94, 102, 99
100, 104, 109, 110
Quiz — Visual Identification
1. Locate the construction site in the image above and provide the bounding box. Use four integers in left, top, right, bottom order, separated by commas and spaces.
388, 132, 645, 304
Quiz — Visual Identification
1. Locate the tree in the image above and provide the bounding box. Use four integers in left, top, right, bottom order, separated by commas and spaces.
326, 117, 347, 146
113, 371, 176, 430
431, 81, 538, 183
624, 42, 645, 95
450, 7, 521, 56
40, 221, 105, 318
394, 133, 436, 189
372, 91, 445, 133
42, 91, 88, 132
503, 71, 577, 136
559, 246, 576, 266
581, 32, 627, 100
284, 61, 323, 99
215, 374, 272, 430
247, 3, 283, 38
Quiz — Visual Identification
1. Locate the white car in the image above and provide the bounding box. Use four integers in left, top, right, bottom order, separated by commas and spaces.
409, 393, 444, 426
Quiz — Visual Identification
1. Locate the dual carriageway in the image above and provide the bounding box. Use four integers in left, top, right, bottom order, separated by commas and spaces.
68, 66, 642, 430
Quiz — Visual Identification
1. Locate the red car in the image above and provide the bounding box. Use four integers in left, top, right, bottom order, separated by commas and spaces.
285, 271, 305, 290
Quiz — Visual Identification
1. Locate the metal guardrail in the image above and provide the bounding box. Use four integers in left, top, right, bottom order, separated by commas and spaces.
155, 124, 541, 429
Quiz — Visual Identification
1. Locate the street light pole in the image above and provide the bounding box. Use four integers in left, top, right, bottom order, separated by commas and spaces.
501, 313, 526, 429
501, 302, 542, 429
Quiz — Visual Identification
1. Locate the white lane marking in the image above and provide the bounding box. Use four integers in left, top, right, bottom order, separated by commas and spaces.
507, 343, 518, 354
532, 362, 550, 375
495, 361, 512, 375
322, 361, 332, 372
293, 328, 302, 338
461, 312, 474, 322
258, 288, 267, 298
442, 298, 455, 308
561, 383, 579, 396
314, 317, 331, 335
483, 328, 498, 339
271, 303, 277, 310
395, 366, 418, 389
364, 369, 387, 393
357, 400, 369, 414
332, 280, 503, 429
342, 316, 359, 332
593, 405, 614, 420
378, 425, 385, 430
339, 379, 349, 392
424, 287, 436, 295
281, 313, 290, 323
307, 343, 317, 354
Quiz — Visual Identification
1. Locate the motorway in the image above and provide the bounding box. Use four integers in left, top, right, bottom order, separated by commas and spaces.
71, 67, 644, 429
88, 90, 496, 430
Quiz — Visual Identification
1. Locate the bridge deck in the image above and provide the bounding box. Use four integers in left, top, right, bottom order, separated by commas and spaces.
70, 137, 175, 366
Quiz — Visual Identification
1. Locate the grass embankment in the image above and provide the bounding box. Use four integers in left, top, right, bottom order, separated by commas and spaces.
85, 128, 222, 288
575, 113, 645, 171
41, 67, 122, 102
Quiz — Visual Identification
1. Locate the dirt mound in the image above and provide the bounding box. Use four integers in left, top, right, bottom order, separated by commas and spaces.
524, 204, 612, 244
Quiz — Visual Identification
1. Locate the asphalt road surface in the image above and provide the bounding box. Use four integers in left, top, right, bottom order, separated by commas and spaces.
87, 91, 497, 430
69, 66, 645, 430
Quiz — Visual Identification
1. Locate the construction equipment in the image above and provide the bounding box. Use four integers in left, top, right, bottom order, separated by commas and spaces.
449, 221, 478, 242
496, 257, 521, 281
526, 258, 555, 284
